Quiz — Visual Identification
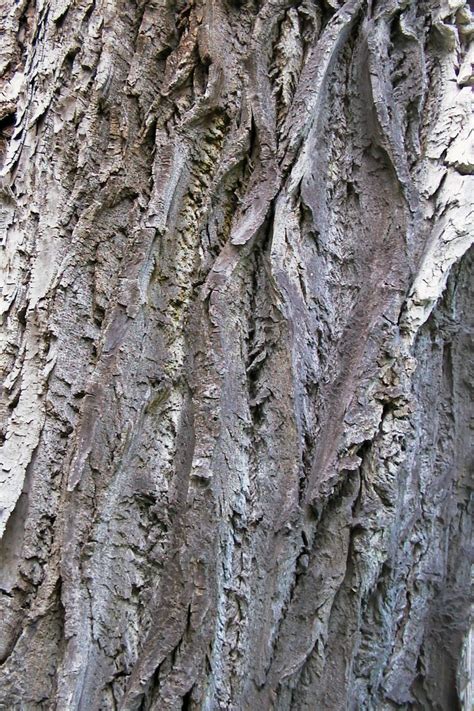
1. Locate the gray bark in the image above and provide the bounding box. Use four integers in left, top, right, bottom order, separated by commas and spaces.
0, 0, 472, 709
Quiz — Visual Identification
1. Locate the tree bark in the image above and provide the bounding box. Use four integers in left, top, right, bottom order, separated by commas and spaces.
0, 0, 472, 709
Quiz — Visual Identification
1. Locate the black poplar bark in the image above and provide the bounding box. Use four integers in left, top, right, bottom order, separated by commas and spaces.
0, 0, 472, 709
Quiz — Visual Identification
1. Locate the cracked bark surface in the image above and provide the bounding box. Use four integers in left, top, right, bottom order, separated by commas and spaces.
0, 0, 473, 708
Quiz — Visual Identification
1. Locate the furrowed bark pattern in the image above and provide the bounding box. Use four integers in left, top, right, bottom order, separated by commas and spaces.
0, 0, 472, 709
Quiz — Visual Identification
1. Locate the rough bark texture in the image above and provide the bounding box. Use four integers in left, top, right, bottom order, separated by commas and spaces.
0, 0, 473, 709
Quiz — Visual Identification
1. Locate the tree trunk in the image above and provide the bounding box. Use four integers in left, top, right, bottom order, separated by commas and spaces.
0, 0, 472, 708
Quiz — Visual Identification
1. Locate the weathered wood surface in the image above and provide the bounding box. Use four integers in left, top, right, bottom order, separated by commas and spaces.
0, 0, 472, 708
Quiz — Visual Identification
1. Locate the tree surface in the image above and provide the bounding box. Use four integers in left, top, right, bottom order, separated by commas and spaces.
0, 0, 473, 709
